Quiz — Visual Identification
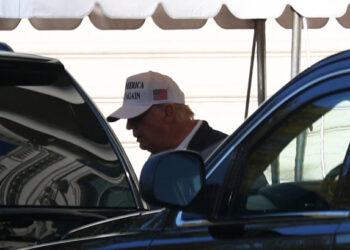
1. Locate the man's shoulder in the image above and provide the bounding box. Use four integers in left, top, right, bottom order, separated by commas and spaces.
188, 120, 227, 153
198, 120, 227, 140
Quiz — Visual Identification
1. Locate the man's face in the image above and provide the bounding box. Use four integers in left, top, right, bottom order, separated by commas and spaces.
126, 105, 166, 154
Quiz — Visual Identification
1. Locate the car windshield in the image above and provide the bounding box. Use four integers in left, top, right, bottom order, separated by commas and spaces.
0, 70, 136, 209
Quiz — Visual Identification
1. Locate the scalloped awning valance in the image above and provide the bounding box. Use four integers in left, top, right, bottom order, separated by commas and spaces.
1, 0, 350, 30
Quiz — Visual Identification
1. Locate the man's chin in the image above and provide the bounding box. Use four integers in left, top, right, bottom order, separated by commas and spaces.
140, 144, 161, 155
139, 142, 152, 152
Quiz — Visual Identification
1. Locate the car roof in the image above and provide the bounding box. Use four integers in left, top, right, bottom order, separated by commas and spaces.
0, 50, 65, 86
0, 50, 61, 65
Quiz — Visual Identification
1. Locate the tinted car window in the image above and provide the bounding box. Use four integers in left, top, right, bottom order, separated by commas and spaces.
240, 91, 350, 214
0, 74, 135, 208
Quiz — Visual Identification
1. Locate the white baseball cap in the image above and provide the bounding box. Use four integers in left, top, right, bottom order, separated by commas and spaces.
107, 71, 185, 122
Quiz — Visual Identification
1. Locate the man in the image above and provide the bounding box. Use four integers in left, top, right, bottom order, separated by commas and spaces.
107, 71, 227, 160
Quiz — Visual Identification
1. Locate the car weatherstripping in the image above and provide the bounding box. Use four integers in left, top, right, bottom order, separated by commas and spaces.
9, 49, 350, 249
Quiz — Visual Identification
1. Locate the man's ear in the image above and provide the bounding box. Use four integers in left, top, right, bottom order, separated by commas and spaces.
163, 104, 176, 122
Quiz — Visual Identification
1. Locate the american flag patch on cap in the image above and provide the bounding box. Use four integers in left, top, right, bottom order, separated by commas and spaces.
153, 89, 168, 100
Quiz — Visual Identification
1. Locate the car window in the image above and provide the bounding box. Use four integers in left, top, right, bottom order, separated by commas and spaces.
239, 91, 350, 214
0, 73, 136, 208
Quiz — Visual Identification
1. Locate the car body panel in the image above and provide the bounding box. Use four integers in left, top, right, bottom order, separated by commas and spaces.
22, 209, 167, 249
150, 220, 338, 250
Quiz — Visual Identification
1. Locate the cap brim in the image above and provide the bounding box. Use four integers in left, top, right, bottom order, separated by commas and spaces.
107, 104, 152, 122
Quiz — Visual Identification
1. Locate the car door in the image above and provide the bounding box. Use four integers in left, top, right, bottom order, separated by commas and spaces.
203, 56, 350, 249
0, 53, 145, 248
214, 92, 350, 249
148, 50, 350, 249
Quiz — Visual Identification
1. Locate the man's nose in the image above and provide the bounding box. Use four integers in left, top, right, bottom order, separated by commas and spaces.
126, 119, 135, 130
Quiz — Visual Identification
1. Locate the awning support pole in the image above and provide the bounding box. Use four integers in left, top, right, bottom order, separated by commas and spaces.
256, 20, 266, 105
244, 25, 257, 119
292, 10, 306, 182
291, 12, 302, 78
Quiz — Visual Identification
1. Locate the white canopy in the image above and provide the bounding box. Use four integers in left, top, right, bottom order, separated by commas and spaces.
0, 0, 347, 116
1, 0, 350, 30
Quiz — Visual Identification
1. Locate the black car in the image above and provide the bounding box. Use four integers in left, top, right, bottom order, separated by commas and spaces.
0, 50, 148, 248
7, 49, 350, 249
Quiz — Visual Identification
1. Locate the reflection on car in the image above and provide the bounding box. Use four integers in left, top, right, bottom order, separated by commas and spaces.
0, 49, 145, 248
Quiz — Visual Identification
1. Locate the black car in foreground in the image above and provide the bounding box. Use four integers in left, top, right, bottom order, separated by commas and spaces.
0, 50, 148, 248
4, 49, 350, 250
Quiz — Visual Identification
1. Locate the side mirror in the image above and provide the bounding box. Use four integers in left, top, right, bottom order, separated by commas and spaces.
140, 150, 205, 209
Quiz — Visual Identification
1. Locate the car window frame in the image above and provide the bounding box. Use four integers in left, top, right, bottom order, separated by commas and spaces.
177, 53, 350, 226
220, 75, 350, 221
176, 68, 349, 225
